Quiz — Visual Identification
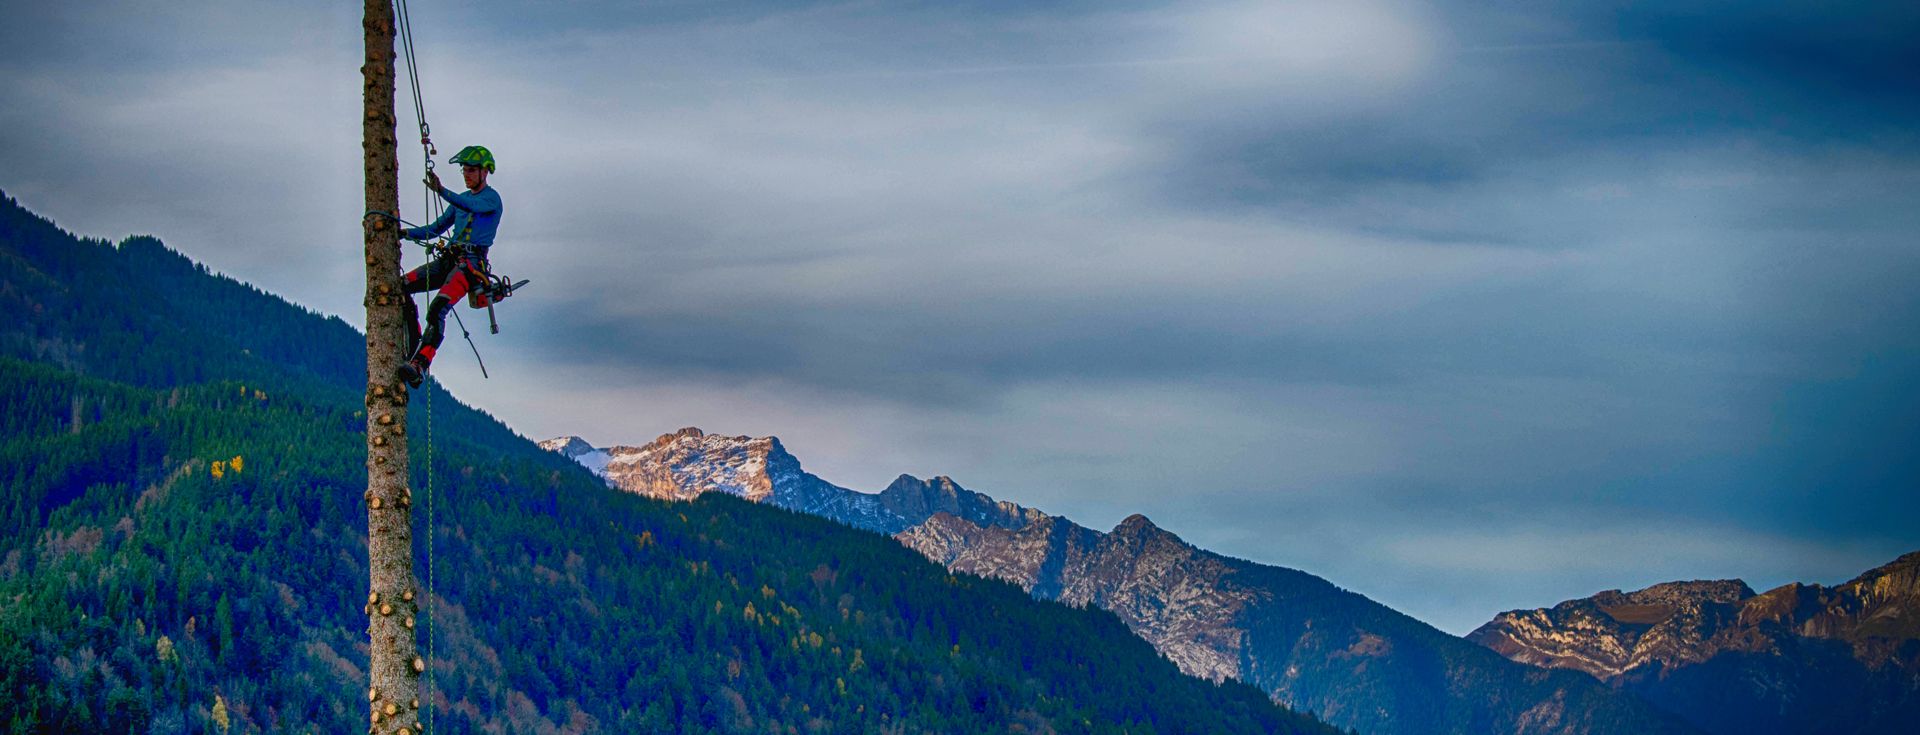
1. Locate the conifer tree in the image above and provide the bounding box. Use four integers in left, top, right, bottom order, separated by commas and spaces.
362, 1, 420, 732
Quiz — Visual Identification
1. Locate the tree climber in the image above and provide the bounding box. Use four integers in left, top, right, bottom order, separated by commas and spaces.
397, 145, 502, 388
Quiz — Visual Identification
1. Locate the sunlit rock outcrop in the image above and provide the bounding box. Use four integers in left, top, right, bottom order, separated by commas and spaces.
1470, 552, 1920, 735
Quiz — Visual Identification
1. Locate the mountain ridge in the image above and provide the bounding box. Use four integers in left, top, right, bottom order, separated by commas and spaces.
1470, 549, 1920, 735
546, 430, 1701, 735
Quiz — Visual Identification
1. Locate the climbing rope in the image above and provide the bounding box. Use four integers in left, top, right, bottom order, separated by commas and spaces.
448, 306, 489, 379
424, 357, 436, 735
395, 0, 440, 221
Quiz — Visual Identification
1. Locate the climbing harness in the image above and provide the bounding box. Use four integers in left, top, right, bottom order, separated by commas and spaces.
358, 214, 529, 380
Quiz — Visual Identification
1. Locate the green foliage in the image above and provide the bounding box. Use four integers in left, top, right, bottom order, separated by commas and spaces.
0, 190, 1343, 733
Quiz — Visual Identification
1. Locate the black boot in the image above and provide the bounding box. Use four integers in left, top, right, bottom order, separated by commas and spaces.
397, 356, 427, 389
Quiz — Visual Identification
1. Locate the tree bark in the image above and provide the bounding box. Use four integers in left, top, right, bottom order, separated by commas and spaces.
363, 1, 420, 733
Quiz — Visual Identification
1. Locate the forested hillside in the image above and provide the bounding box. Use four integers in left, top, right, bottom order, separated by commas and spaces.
0, 191, 1345, 734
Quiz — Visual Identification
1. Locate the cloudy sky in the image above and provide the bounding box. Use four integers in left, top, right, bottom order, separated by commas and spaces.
4, 0, 1917, 634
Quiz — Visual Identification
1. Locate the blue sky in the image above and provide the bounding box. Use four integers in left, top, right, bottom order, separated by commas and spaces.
3, 0, 1916, 634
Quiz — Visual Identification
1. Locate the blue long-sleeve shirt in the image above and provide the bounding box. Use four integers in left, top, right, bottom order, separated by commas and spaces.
404, 185, 502, 255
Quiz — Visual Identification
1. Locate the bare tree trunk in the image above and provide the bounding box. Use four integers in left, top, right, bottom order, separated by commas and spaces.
363, 1, 421, 733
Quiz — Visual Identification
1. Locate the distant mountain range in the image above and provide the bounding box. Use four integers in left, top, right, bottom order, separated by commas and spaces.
1470, 554, 1920, 735
543, 430, 1707, 735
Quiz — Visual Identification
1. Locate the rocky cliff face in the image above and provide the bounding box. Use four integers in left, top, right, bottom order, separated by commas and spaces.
1740, 552, 1920, 663
545, 429, 1698, 735
1470, 553, 1920, 735
580, 427, 781, 501
901, 511, 1256, 682
1470, 579, 1756, 678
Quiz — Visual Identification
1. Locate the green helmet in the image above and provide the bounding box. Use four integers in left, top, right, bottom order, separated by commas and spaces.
449, 145, 496, 173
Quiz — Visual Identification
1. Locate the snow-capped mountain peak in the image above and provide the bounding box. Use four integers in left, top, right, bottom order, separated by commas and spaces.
537, 435, 611, 478
536, 435, 595, 458
539, 429, 1047, 534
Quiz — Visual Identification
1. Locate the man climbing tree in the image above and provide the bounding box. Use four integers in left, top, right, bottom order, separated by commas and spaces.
397, 145, 503, 387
